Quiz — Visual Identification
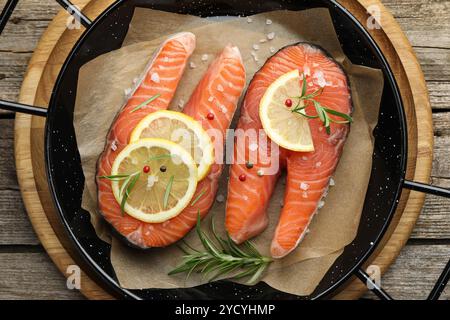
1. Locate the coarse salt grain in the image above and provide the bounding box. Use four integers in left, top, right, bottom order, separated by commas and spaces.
111, 140, 118, 151
151, 72, 160, 83
269, 46, 276, 53
221, 105, 228, 113
189, 61, 196, 69
124, 88, 131, 96
216, 194, 225, 203
266, 19, 272, 25
201, 54, 209, 62
147, 175, 159, 189
217, 84, 224, 92
252, 44, 260, 51
208, 96, 214, 102
178, 99, 185, 108
329, 178, 335, 186
267, 32, 275, 40
247, 17, 253, 23
259, 39, 267, 43
318, 200, 325, 209
316, 161, 322, 167
300, 182, 310, 190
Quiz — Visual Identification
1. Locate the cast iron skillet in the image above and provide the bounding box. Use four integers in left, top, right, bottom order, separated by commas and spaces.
1, 0, 449, 300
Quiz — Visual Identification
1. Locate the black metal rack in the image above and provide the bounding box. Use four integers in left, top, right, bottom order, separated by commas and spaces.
0, 0, 449, 300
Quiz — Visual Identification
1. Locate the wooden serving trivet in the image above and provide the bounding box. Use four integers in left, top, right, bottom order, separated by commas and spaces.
14, 0, 433, 299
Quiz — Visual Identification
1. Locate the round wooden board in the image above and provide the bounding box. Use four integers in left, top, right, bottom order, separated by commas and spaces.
14, 0, 432, 300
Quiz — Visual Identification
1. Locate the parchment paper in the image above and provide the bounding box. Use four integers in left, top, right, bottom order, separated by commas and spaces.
73, 8, 384, 296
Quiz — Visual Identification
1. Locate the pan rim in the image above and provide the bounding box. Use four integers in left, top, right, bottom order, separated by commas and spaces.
44, 0, 408, 300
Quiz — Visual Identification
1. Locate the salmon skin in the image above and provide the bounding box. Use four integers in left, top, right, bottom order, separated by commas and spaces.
96, 32, 246, 249
225, 43, 352, 258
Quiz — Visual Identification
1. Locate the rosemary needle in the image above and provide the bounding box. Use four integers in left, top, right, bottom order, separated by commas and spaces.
163, 175, 174, 209
130, 93, 161, 113
169, 212, 272, 284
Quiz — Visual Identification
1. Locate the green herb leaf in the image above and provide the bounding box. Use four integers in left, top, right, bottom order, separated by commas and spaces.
301, 73, 307, 97
190, 189, 207, 207
119, 172, 140, 215
130, 93, 161, 113
98, 174, 130, 181
169, 212, 272, 284
290, 77, 352, 135
163, 175, 174, 209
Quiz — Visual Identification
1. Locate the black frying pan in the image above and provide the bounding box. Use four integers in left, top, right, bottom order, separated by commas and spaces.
1, 0, 449, 300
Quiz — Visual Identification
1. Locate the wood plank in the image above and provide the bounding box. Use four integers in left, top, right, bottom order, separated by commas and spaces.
382, 0, 450, 49
0, 0, 60, 114
0, 251, 85, 299
0, 245, 447, 300
363, 244, 450, 300
0, 118, 40, 245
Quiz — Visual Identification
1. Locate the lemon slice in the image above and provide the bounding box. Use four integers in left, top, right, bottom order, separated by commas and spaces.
259, 69, 314, 152
111, 138, 198, 223
130, 110, 214, 181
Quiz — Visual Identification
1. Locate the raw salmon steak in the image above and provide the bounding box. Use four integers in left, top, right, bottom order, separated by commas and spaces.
225, 43, 352, 258
96, 34, 246, 248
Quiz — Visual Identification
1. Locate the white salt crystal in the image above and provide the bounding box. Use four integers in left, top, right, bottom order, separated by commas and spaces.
267, 32, 275, 40
216, 194, 225, 203
151, 72, 160, 83
124, 88, 131, 96
133, 77, 139, 84
266, 19, 272, 25
208, 96, 214, 102
314, 70, 327, 87
247, 17, 253, 23
300, 182, 310, 191
147, 175, 159, 189
189, 61, 196, 69
201, 54, 209, 62
318, 200, 325, 209
269, 46, 276, 53
304, 65, 311, 76
178, 99, 185, 108
220, 105, 228, 113
316, 161, 322, 168
217, 84, 224, 92
259, 39, 267, 43
111, 140, 118, 151
329, 178, 335, 186
252, 44, 260, 51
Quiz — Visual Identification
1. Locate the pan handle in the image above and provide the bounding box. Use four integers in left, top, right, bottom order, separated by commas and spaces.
356, 179, 450, 300
0, 0, 92, 116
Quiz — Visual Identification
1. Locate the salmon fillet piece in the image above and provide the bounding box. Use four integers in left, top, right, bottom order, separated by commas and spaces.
225, 43, 352, 258
97, 39, 246, 248
97, 32, 196, 247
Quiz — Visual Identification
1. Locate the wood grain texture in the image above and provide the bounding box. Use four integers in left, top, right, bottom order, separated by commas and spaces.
0, 251, 84, 299
0, 0, 447, 299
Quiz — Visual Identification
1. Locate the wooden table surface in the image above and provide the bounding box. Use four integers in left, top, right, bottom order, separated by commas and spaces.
0, 0, 449, 300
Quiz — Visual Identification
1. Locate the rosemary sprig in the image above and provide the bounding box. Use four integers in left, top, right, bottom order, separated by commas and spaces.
169, 213, 272, 284
99, 172, 140, 214
163, 175, 174, 209
130, 93, 161, 113
290, 75, 352, 134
